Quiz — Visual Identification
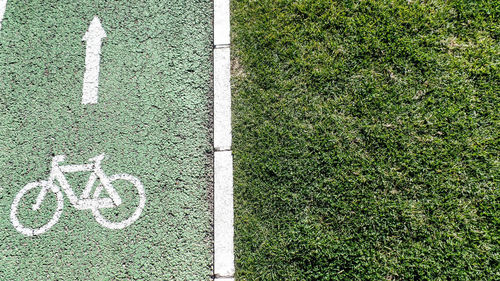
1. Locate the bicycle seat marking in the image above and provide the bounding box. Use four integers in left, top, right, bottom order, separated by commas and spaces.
10, 153, 146, 236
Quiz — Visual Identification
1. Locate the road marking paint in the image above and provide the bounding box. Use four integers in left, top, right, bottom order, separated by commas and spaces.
10, 153, 145, 236
82, 16, 106, 105
0, 0, 7, 30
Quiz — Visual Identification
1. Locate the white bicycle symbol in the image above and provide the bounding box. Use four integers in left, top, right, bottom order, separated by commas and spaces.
10, 154, 146, 236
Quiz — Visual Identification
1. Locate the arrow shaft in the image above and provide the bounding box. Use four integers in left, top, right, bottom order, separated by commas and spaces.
84, 40, 102, 61
81, 16, 106, 105
82, 38, 103, 104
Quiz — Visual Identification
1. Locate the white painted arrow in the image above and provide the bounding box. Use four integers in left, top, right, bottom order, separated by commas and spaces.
82, 16, 106, 105
0, 0, 7, 30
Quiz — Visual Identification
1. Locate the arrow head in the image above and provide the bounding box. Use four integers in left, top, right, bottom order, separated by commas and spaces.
82, 16, 107, 41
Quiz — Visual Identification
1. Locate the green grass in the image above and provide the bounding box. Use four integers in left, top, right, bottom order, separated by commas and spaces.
231, 0, 499, 280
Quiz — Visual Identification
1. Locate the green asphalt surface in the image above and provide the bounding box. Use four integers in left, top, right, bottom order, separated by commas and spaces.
0, 1, 213, 280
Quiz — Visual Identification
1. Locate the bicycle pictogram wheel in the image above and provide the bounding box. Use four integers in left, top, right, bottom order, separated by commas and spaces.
91, 174, 146, 229
10, 181, 64, 236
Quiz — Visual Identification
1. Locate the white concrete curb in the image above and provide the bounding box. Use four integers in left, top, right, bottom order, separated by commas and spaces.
214, 47, 231, 151
214, 0, 230, 46
214, 151, 234, 278
213, 0, 234, 280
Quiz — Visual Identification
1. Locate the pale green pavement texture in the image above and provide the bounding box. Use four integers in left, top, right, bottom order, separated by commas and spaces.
0, 0, 213, 280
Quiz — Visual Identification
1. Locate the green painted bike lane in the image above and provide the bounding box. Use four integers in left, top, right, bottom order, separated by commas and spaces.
0, 1, 213, 280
